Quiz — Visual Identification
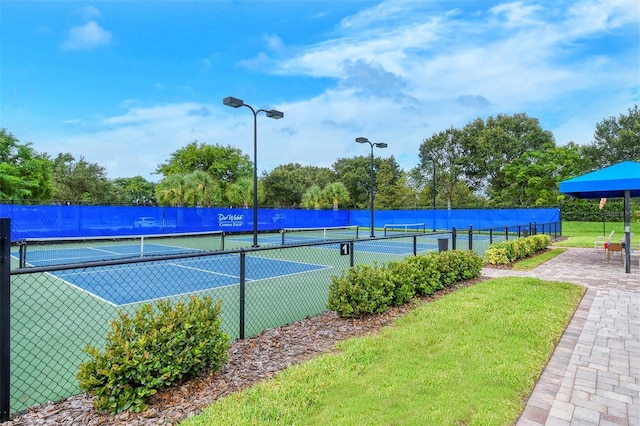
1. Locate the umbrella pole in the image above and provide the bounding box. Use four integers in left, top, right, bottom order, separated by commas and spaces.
624, 190, 631, 274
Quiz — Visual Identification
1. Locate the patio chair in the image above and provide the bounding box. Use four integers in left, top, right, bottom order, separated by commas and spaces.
594, 230, 615, 259
607, 242, 623, 263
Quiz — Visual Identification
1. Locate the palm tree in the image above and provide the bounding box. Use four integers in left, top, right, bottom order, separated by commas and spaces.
187, 170, 221, 207
301, 185, 323, 209
321, 182, 350, 210
155, 174, 194, 206
225, 177, 254, 208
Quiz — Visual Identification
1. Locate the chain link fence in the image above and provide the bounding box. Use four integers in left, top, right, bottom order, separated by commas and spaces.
2, 221, 560, 418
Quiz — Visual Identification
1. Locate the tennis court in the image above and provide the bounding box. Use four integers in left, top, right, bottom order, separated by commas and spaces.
14, 240, 332, 306
53, 254, 330, 306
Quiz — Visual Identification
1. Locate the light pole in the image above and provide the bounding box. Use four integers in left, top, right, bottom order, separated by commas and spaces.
355, 137, 388, 237
424, 156, 436, 231
223, 96, 283, 247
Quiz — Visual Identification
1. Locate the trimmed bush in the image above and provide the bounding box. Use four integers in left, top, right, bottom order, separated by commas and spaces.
327, 263, 392, 318
77, 296, 230, 414
484, 234, 551, 265
327, 250, 483, 318
383, 260, 417, 305
403, 254, 442, 296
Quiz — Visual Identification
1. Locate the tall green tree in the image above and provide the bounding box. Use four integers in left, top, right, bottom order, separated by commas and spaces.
187, 170, 222, 207
52, 153, 116, 203
0, 129, 54, 201
374, 161, 414, 209
301, 185, 324, 209
332, 156, 398, 209
490, 143, 587, 206
112, 176, 156, 205
458, 113, 555, 195
262, 163, 334, 207
156, 141, 253, 184
155, 174, 193, 207
583, 105, 640, 167
225, 176, 264, 208
418, 127, 467, 209
321, 182, 350, 210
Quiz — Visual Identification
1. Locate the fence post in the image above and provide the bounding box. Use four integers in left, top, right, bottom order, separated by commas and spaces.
239, 251, 246, 340
1, 218, 11, 421
489, 228, 493, 245
505, 227, 509, 241
451, 227, 456, 250
468, 225, 473, 251
413, 235, 417, 256
349, 241, 354, 267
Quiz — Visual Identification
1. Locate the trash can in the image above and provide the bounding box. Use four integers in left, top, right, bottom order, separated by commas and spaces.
437, 238, 448, 252
523, 229, 529, 237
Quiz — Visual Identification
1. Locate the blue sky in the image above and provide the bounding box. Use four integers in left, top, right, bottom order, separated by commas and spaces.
2, 0, 638, 182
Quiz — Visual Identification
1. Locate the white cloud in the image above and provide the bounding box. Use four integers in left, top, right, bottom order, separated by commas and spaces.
78, 5, 102, 21
61, 20, 111, 51
32, 0, 637, 180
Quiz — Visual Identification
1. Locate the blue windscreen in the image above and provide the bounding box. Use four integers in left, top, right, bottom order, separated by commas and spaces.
0, 204, 558, 242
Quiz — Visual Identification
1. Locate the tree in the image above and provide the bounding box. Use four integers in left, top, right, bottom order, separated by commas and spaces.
301, 185, 323, 209
52, 153, 116, 203
418, 127, 467, 209
458, 113, 555, 195
371, 156, 410, 209
155, 174, 193, 207
584, 105, 640, 167
492, 143, 591, 206
262, 163, 334, 207
156, 141, 253, 185
225, 176, 263, 208
187, 170, 222, 207
332, 156, 399, 209
321, 182, 350, 210
112, 176, 156, 205
0, 129, 54, 201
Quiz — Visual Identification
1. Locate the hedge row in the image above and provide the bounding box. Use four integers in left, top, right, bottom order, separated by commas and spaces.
484, 234, 551, 265
561, 198, 640, 222
327, 250, 484, 318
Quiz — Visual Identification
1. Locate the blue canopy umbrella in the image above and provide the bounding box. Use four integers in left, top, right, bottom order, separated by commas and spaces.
559, 161, 640, 273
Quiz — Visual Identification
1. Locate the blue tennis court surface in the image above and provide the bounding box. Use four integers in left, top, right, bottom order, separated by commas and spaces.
51, 255, 330, 306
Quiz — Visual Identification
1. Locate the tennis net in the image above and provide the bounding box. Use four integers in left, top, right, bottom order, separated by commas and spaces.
383, 223, 426, 236
281, 225, 359, 244
17, 230, 225, 268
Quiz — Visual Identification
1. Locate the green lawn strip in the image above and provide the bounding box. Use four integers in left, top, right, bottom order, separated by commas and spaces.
182, 277, 584, 426
557, 221, 640, 248
512, 248, 567, 270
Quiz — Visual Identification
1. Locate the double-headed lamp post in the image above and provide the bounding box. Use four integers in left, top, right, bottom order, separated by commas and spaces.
223, 96, 283, 247
356, 137, 388, 237
424, 156, 436, 231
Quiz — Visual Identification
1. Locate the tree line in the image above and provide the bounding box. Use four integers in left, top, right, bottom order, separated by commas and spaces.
1, 105, 638, 209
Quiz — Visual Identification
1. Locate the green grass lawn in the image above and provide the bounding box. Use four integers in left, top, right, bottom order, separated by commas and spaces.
558, 221, 640, 248
512, 248, 567, 270
181, 277, 584, 426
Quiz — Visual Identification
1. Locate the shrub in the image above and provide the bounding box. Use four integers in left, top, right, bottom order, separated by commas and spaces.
403, 254, 442, 296
328, 250, 482, 318
383, 260, 416, 305
484, 234, 551, 265
327, 263, 391, 318
77, 296, 230, 414
431, 250, 483, 288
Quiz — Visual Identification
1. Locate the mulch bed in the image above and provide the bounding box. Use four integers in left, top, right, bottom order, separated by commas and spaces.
7, 278, 484, 426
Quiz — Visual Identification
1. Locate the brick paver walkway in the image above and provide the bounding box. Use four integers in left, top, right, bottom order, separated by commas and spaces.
482, 247, 640, 425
